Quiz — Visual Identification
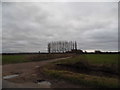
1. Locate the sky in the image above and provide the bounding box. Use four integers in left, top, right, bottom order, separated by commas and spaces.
2, 2, 118, 53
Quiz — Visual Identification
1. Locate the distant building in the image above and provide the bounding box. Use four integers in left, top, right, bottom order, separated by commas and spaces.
66, 49, 83, 54
94, 50, 101, 54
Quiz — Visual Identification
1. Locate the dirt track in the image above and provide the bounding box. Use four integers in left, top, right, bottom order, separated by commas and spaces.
3, 57, 70, 76
2, 57, 83, 88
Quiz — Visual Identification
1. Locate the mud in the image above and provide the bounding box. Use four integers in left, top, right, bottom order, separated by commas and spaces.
2, 57, 83, 88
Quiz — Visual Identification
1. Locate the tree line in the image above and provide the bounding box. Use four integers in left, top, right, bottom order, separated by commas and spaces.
48, 41, 77, 53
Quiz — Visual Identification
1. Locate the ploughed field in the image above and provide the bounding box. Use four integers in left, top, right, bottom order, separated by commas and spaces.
2, 54, 119, 88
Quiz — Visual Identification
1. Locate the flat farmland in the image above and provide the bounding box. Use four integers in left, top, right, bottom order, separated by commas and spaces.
41, 54, 119, 88
53, 54, 118, 66
2, 54, 73, 64
84, 54, 118, 65
2, 53, 119, 88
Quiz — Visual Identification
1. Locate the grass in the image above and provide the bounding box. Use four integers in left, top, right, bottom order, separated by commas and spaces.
42, 54, 119, 88
53, 54, 118, 66
52, 54, 118, 75
43, 68, 119, 88
3, 54, 118, 65
2, 53, 119, 88
2, 55, 30, 64
84, 54, 118, 65
2, 54, 72, 64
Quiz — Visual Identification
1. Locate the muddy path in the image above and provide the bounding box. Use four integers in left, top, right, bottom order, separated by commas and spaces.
3, 57, 70, 75
2, 57, 83, 88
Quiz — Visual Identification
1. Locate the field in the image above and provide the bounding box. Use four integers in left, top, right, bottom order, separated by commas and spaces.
2, 54, 73, 64
40, 54, 119, 88
2, 55, 30, 64
2, 54, 118, 65
2, 53, 119, 88
53, 54, 118, 65
84, 54, 118, 65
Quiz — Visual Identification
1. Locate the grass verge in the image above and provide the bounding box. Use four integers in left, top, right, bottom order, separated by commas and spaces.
43, 68, 119, 88
41, 54, 119, 88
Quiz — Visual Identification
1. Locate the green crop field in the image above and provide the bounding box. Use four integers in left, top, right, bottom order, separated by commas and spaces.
84, 54, 118, 65
2, 54, 72, 64
54, 54, 118, 66
2, 54, 119, 65
2, 55, 30, 64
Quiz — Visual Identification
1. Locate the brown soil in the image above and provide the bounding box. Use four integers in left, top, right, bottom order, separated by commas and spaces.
2, 57, 84, 88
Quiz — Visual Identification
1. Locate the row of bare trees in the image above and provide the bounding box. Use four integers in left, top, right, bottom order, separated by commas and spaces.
48, 41, 77, 53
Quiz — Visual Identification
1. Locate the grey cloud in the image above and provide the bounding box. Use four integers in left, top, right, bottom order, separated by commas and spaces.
2, 2, 118, 53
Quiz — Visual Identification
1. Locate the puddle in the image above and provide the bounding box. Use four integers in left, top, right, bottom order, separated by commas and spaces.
3, 74, 19, 80
36, 80, 51, 88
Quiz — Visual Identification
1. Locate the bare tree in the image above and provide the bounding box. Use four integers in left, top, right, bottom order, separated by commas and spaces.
48, 43, 50, 53
75, 41, 77, 50
48, 41, 77, 53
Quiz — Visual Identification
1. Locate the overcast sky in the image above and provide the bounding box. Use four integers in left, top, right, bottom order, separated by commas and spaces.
2, 2, 118, 53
